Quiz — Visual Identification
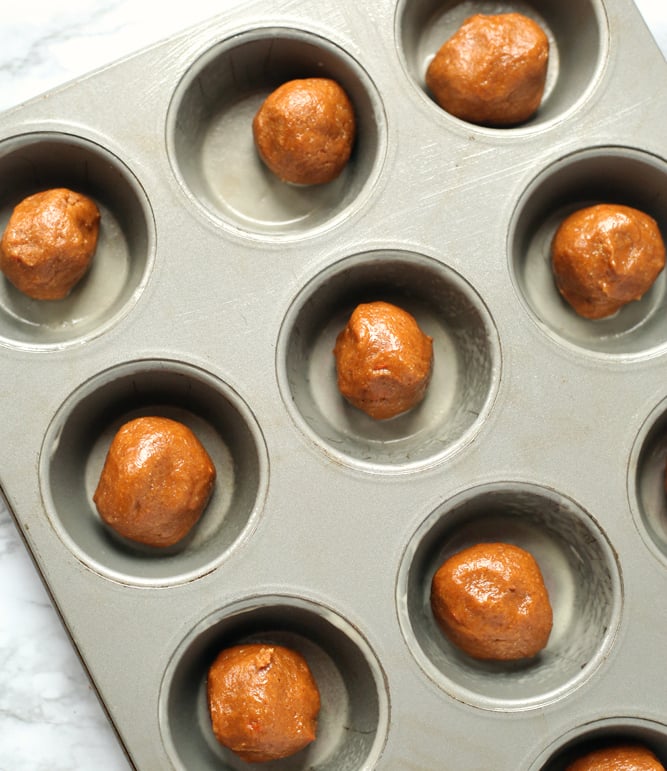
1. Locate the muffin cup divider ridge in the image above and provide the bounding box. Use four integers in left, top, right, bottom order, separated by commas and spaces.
2, 0, 667, 768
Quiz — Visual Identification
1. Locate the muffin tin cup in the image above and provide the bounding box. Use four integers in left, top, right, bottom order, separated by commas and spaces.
0, 131, 154, 350
629, 394, 667, 568
159, 595, 390, 771
509, 145, 667, 357
396, 481, 622, 710
530, 716, 667, 769
40, 358, 268, 586
167, 26, 386, 239
397, 0, 609, 133
277, 248, 501, 472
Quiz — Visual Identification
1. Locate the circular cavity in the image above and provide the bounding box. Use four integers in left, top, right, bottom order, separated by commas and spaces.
167, 27, 386, 238
159, 595, 389, 771
0, 132, 154, 349
397, 481, 622, 710
397, 0, 608, 131
276, 249, 500, 471
629, 395, 667, 567
531, 716, 667, 770
509, 146, 667, 357
40, 359, 267, 586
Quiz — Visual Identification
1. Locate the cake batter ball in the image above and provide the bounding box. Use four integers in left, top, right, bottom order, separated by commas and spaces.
566, 743, 665, 770
93, 416, 216, 548
333, 300, 433, 420
207, 643, 321, 763
253, 77, 356, 185
430, 542, 553, 660
0, 188, 100, 299
425, 13, 549, 127
551, 203, 666, 319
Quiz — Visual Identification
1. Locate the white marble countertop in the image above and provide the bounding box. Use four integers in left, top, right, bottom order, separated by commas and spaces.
0, 2, 665, 769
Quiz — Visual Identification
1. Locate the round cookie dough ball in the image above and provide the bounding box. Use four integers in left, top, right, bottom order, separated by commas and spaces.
425, 13, 549, 127
207, 643, 321, 763
93, 416, 216, 548
551, 203, 666, 319
430, 542, 553, 660
253, 77, 356, 185
0, 188, 100, 299
333, 300, 433, 420
566, 743, 665, 770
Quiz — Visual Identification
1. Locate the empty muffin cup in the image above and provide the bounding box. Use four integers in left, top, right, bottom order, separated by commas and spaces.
629, 395, 667, 568
167, 27, 385, 238
0, 132, 154, 349
396, 481, 622, 709
159, 595, 389, 771
40, 359, 267, 586
509, 146, 667, 357
276, 249, 500, 471
531, 716, 667, 770
397, 0, 607, 131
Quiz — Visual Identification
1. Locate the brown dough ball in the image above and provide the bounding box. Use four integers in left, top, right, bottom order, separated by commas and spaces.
333, 300, 433, 420
93, 416, 216, 548
566, 744, 665, 770
207, 643, 321, 763
430, 542, 553, 660
425, 13, 549, 127
551, 203, 666, 319
0, 188, 100, 299
253, 77, 356, 185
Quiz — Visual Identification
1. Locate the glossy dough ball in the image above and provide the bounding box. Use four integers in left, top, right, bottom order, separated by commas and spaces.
253, 77, 356, 185
333, 300, 433, 420
566, 743, 665, 770
93, 416, 216, 548
551, 203, 666, 319
430, 542, 553, 660
207, 643, 321, 763
426, 13, 549, 126
0, 188, 100, 299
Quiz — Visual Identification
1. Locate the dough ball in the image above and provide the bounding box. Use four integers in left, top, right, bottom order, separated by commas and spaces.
566, 743, 665, 770
207, 643, 321, 763
333, 300, 433, 420
0, 188, 100, 299
425, 13, 549, 126
253, 77, 356, 185
430, 542, 553, 660
551, 203, 666, 319
93, 416, 216, 548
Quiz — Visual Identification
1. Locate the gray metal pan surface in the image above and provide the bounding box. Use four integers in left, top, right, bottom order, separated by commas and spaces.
1, 0, 667, 768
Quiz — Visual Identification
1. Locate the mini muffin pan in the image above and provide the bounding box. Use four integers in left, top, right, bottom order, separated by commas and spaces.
1, 0, 667, 768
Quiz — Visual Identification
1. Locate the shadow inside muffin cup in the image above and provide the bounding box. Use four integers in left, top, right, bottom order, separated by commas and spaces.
159, 596, 388, 771
530, 717, 667, 770
167, 27, 385, 238
396, 482, 621, 709
40, 359, 266, 586
509, 146, 667, 357
397, 0, 607, 130
276, 249, 500, 471
629, 396, 667, 567
0, 132, 153, 349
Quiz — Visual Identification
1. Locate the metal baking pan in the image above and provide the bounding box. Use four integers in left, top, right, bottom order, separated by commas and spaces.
1, 0, 667, 767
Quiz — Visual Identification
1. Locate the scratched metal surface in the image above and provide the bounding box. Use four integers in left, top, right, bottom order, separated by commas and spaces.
1, 0, 667, 768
